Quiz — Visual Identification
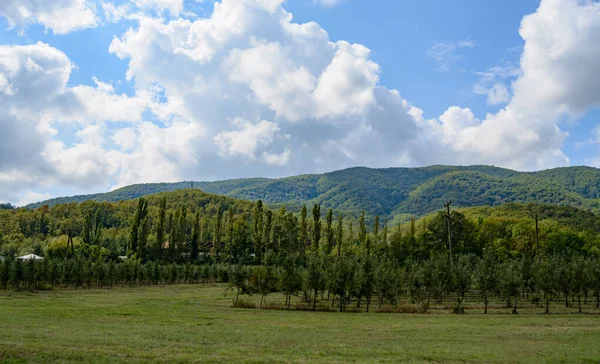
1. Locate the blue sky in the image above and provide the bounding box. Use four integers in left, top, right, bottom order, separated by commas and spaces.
0, 0, 599, 205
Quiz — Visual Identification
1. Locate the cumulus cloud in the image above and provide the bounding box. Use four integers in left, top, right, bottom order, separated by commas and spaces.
214, 119, 285, 161
0, 42, 155, 203
0, 0, 98, 34
2, 0, 600, 205
132, 0, 184, 15
486, 83, 511, 105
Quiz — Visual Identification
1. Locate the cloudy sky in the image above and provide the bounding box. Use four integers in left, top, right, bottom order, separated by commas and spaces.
0, 0, 599, 206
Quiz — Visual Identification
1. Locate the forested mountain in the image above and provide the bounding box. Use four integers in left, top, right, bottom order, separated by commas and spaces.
26, 165, 600, 221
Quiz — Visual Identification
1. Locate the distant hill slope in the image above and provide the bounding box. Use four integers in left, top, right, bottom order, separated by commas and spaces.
27, 165, 600, 220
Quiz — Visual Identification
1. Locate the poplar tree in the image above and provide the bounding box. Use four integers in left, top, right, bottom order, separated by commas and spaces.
263, 210, 273, 251
325, 208, 334, 254
191, 212, 200, 262
253, 200, 264, 264
156, 197, 166, 260
138, 214, 149, 262
228, 207, 234, 275
336, 215, 344, 257
359, 210, 366, 245
300, 205, 308, 247
177, 206, 187, 259
129, 197, 148, 256
312, 204, 321, 250
214, 205, 223, 258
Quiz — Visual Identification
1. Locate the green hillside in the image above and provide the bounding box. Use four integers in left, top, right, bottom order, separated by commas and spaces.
26, 165, 600, 220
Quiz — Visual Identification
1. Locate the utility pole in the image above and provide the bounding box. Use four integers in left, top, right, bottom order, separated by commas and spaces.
444, 200, 453, 261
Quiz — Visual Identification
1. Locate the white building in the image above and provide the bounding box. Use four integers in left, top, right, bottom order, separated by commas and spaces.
17, 254, 43, 261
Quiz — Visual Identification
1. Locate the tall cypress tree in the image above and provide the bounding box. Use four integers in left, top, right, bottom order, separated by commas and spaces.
156, 197, 166, 261
359, 210, 366, 246
253, 200, 264, 264
129, 197, 148, 256
228, 207, 234, 275
300, 205, 308, 247
191, 211, 200, 262
214, 205, 223, 258
168, 212, 175, 262
263, 210, 273, 251
312, 204, 321, 251
336, 215, 344, 257
326, 208, 334, 254
138, 215, 149, 262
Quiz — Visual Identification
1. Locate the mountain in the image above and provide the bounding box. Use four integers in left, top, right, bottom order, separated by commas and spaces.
26, 165, 600, 220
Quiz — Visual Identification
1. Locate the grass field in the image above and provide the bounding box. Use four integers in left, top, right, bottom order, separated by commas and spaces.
1, 285, 600, 363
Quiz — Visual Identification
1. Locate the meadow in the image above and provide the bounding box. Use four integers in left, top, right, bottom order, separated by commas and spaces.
1, 284, 600, 363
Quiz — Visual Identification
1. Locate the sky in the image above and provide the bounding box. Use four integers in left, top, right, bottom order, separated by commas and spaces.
0, 0, 599, 206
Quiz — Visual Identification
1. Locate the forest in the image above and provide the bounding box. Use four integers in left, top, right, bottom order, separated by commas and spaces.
25, 165, 600, 222
2, 189, 600, 314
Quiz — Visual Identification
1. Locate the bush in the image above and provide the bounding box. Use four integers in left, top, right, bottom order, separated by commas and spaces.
234, 299, 256, 309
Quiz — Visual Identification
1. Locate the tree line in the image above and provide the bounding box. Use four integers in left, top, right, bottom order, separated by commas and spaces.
2, 189, 600, 313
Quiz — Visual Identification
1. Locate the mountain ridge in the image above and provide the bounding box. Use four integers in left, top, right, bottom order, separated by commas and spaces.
25, 165, 600, 220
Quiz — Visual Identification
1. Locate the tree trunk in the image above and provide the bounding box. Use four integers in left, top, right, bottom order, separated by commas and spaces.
235, 287, 240, 306
484, 296, 488, 314
313, 289, 318, 311
545, 298, 549, 314
578, 295, 582, 314
512, 297, 518, 314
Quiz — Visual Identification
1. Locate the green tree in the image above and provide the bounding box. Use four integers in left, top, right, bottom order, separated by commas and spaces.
325, 209, 334, 254
11, 258, 23, 290
155, 197, 166, 261
281, 255, 302, 309
498, 260, 523, 314
451, 255, 473, 313
306, 252, 326, 310
191, 212, 200, 262
1, 258, 11, 290
336, 215, 344, 257
534, 255, 560, 314
213, 205, 223, 258
475, 250, 497, 314
229, 265, 251, 306
129, 197, 148, 256
312, 204, 321, 250
571, 256, 592, 314
253, 200, 264, 264
359, 211, 366, 245
300, 205, 308, 248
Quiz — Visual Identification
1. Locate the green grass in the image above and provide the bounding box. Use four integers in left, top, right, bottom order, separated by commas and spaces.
1, 285, 600, 363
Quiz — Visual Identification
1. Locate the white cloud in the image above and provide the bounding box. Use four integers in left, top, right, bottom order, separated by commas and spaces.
0, 0, 98, 34
17, 192, 52, 207
426, 39, 477, 72
486, 83, 511, 105
214, 119, 284, 161
0, 42, 157, 203
132, 0, 184, 15
2, 0, 600, 204
112, 128, 138, 151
